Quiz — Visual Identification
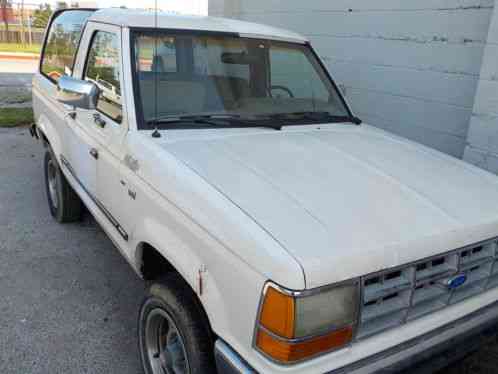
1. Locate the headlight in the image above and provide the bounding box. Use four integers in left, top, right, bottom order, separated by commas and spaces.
254, 281, 359, 363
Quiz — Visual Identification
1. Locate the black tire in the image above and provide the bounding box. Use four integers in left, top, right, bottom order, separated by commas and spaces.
139, 273, 216, 374
44, 149, 83, 223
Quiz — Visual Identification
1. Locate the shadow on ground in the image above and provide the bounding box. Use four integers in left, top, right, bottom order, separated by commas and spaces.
0, 127, 143, 373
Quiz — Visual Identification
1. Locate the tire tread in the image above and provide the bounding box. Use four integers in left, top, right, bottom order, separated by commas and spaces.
44, 150, 82, 223
140, 273, 216, 374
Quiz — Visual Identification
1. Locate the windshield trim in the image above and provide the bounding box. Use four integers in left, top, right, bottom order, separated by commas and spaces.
129, 28, 354, 131
305, 41, 354, 119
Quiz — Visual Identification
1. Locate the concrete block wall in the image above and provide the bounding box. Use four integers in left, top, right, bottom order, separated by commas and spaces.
464, 4, 498, 173
209, 0, 495, 158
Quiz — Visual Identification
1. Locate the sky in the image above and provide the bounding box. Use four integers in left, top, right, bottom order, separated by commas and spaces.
21, 0, 208, 15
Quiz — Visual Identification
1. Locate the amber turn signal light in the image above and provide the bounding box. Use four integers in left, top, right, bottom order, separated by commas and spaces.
256, 325, 353, 363
255, 284, 357, 363
259, 286, 295, 338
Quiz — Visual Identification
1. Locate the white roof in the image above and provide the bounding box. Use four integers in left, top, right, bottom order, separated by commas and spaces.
89, 8, 307, 43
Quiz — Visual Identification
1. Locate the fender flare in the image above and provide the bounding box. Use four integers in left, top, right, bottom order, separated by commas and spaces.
133, 217, 203, 289
132, 217, 232, 336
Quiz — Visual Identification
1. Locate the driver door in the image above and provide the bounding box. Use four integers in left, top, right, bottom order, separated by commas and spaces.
71, 22, 130, 243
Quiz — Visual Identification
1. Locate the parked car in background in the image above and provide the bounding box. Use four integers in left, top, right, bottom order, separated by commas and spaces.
86, 77, 122, 105
32, 8, 498, 374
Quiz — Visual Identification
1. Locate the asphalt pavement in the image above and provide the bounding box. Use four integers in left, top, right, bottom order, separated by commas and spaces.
0, 59, 37, 86
0, 58, 38, 74
0, 127, 143, 373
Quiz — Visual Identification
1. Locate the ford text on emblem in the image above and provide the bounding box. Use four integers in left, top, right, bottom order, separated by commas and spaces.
447, 274, 467, 290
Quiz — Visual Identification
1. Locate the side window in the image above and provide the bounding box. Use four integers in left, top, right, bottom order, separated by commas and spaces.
84, 31, 123, 124
41, 10, 94, 82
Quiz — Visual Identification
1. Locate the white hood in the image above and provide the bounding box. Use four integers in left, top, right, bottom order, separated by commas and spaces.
159, 124, 498, 288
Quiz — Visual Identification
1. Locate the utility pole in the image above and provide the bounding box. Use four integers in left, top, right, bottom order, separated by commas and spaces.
20, 0, 25, 46
27, 14, 31, 45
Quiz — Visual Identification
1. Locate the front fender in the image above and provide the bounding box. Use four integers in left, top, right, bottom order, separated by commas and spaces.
133, 216, 203, 288
123, 132, 304, 364
131, 211, 268, 363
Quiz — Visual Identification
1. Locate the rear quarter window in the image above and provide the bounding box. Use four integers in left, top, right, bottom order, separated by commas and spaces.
41, 9, 95, 82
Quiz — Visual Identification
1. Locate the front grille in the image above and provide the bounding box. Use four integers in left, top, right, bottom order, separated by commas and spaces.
357, 238, 498, 339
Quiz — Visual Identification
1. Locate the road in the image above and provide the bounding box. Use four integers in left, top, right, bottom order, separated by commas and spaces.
0, 58, 38, 74
0, 59, 37, 87
0, 127, 143, 373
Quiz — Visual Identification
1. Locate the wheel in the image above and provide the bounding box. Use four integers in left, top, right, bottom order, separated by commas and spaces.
44, 149, 83, 223
139, 273, 216, 374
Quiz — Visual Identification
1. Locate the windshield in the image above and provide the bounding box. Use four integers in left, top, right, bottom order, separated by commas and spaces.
132, 31, 350, 128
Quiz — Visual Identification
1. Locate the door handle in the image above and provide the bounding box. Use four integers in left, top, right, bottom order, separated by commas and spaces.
65, 111, 76, 120
89, 148, 99, 160
93, 113, 106, 128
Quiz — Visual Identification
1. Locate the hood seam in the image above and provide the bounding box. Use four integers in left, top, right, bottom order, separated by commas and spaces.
167, 145, 308, 289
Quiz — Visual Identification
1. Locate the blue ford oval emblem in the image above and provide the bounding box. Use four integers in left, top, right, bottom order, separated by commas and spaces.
447, 274, 467, 289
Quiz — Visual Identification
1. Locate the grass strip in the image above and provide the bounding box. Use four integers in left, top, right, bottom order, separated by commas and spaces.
0, 43, 41, 54
0, 107, 34, 127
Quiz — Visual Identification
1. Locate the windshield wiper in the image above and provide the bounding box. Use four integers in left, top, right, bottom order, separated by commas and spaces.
147, 114, 283, 131
147, 115, 232, 127
268, 111, 362, 125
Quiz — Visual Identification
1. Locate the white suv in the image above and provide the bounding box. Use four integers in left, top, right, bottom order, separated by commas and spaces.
32, 8, 498, 374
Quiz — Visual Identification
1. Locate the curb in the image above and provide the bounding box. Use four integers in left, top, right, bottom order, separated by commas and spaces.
0, 52, 40, 61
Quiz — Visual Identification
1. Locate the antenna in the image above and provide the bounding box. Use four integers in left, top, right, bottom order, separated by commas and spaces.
152, 0, 161, 138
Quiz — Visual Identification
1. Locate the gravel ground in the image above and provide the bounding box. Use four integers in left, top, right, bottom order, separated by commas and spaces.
0, 126, 497, 374
0, 127, 143, 373
443, 340, 498, 374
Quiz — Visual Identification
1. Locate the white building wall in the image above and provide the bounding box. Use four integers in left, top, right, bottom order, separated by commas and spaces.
464, 4, 498, 172
209, 0, 494, 158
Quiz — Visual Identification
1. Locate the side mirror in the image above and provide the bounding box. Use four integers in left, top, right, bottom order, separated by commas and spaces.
56, 75, 99, 110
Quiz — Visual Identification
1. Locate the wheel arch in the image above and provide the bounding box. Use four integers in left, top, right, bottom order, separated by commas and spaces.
136, 241, 218, 338
38, 128, 49, 146
136, 241, 177, 281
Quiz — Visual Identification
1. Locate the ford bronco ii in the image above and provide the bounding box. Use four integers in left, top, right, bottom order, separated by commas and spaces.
32, 7, 498, 374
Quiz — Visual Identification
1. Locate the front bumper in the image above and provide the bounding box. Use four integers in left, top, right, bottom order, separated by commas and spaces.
215, 340, 256, 374
215, 300, 498, 374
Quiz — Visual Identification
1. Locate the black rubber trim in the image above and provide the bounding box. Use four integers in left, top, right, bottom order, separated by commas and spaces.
60, 155, 129, 241
130, 27, 239, 37
305, 41, 354, 120
129, 29, 147, 131
327, 300, 498, 374
215, 340, 256, 374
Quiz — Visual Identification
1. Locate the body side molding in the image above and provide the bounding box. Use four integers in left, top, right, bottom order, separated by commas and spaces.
60, 154, 129, 241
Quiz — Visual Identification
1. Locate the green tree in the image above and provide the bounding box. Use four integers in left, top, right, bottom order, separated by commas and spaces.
32, 3, 52, 29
